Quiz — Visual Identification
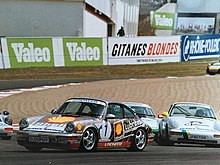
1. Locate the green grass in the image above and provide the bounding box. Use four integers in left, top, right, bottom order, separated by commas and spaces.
0, 59, 218, 80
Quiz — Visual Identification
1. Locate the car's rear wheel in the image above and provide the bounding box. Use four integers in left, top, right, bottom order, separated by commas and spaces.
80, 128, 97, 152
25, 146, 42, 152
128, 128, 147, 151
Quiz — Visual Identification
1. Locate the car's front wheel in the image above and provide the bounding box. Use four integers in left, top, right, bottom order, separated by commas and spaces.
128, 128, 147, 151
80, 128, 98, 152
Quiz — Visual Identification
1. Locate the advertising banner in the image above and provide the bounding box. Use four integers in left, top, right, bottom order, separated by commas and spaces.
62, 38, 105, 66
181, 34, 220, 61
152, 12, 175, 30
108, 36, 181, 65
177, 17, 215, 35
1, 38, 54, 68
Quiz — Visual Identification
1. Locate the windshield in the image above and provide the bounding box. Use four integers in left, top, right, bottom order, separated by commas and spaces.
170, 103, 216, 119
130, 106, 155, 117
56, 99, 106, 117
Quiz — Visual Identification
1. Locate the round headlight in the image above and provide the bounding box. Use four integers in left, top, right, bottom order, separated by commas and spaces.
4, 116, 12, 125
65, 122, 75, 132
19, 118, 29, 130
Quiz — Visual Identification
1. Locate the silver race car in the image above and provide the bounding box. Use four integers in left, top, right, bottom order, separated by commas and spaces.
0, 111, 13, 140
124, 102, 159, 142
158, 102, 220, 146
16, 98, 154, 152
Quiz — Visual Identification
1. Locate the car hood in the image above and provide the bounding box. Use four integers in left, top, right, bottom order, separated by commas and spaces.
169, 117, 220, 132
24, 114, 100, 133
141, 117, 158, 129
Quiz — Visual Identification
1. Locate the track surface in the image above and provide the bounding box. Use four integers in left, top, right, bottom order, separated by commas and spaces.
0, 136, 220, 165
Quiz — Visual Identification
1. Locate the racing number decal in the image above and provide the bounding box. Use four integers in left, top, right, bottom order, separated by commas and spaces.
100, 120, 112, 140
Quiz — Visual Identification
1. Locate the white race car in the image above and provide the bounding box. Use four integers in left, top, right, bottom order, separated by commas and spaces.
124, 102, 159, 142
158, 102, 220, 146
0, 111, 13, 140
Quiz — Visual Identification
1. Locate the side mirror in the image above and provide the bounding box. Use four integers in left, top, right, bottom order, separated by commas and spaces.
106, 114, 116, 119
3, 111, 9, 115
158, 112, 169, 119
51, 109, 57, 114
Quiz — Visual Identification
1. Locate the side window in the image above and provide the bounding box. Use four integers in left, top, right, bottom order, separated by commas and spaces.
107, 104, 123, 118
124, 107, 134, 118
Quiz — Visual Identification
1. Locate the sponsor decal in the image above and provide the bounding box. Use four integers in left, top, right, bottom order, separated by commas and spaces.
124, 119, 143, 132
6, 38, 54, 68
181, 35, 220, 61
185, 121, 202, 126
115, 122, 123, 136
104, 142, 123, 147
45, 116, 76, 123
63, 38, 103, 66
67, 99, 106, 106
152, 12, 175, 30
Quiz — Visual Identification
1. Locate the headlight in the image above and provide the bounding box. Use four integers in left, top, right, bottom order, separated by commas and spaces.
4, 116, 12, 125
19, 118, 29, 130
65, 122, 75, 132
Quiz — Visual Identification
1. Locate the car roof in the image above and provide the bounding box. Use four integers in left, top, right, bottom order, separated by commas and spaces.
173, 102, 211, 107
66, 97, 123, 104
123, 102, 152, 109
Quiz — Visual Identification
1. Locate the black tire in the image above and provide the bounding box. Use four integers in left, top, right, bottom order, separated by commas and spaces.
128, 128, 147, 151
158, 124, 174, 146
1, 136, 11, 140
80, 128, 98, 152
158, 126, 166, 146
25, 146, 42, 152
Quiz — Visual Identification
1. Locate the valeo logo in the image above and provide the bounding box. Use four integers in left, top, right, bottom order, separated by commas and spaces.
153, 12, 175, 30
63, 38, 103, 66
7, 38, 54, 68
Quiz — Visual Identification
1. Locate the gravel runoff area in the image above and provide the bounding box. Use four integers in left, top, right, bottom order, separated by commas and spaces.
0, 75, 220, 123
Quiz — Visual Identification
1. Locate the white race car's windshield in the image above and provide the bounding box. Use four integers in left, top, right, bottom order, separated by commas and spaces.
170, 104, 216, 119
56, 100, 106, 117
130, 106, 155, 117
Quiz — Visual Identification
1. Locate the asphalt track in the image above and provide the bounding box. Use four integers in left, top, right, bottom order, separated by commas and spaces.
0, 135, 220, 165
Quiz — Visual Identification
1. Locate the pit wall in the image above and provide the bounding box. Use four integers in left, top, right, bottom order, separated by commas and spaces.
0, 34, 219, 69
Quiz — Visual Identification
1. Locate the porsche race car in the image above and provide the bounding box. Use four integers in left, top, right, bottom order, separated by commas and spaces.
206, 62, 220, 75
158, 102, 220, 146
0, 111, 13, 140
16, 98, 154, 152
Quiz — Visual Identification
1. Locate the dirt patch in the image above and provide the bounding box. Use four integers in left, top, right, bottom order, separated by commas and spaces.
0, 76, 220, 123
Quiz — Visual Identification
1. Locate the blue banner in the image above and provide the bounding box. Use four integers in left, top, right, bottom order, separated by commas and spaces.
181, 34, 220, 61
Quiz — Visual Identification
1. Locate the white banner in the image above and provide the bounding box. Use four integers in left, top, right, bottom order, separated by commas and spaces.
108, 36, 181, 65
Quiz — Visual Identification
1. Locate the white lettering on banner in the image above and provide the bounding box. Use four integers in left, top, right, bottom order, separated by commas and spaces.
11, 43, 50, 63
184, 36, 220, 55
155, 14, 173, 27
66, 42, 100, 61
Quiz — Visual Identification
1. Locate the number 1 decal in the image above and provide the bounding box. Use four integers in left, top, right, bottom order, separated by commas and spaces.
100, 120, 112, 140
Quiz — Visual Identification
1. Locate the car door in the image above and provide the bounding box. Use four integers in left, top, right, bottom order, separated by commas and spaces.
99, 103, 137, 143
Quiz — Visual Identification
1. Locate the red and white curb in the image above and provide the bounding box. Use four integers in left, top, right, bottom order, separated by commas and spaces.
0, 83, 82, 99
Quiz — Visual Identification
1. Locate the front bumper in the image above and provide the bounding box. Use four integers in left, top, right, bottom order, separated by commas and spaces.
169, 129, 220, 145
16, 130, 83, 150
